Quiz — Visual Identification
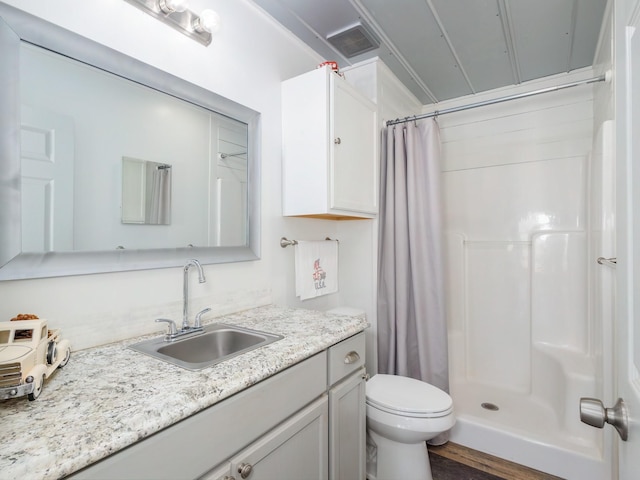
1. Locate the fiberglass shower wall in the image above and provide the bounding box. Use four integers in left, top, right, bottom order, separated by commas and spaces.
441, 73, 601, 449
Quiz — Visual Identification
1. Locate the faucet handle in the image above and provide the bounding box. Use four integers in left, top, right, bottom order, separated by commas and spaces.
194, 308, 212, 328
156, 318, 178, 337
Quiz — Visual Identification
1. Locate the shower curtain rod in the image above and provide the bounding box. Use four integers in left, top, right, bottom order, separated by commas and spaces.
386, 73, 608, 126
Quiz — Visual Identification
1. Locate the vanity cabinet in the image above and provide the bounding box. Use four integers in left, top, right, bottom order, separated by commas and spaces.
327, 332, 367, 480
282, 66, 378, 219
68, 332, 367, 480
69, 353, 327, 480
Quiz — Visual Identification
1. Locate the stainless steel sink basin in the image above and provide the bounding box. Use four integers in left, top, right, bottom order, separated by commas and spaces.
130, 323, 283, 370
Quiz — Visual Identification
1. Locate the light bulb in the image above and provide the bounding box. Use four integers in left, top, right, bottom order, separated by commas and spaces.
194, 9, 221, 34
158, 0, 189, 14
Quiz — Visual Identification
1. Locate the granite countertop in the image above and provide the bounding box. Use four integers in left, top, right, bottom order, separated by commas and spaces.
0, 305, 368, 480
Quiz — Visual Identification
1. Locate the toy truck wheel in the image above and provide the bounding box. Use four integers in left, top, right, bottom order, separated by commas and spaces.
46, 341, 57, 365
58, 346, 71, 368
28, 374, 45, 401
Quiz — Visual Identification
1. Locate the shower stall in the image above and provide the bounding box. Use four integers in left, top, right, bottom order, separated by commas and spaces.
441, 78, 614, 479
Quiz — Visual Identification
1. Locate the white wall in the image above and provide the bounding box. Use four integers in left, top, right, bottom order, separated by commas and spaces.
0, 0, 355, 351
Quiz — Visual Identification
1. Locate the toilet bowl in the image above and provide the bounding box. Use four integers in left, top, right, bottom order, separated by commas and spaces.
365, 374, 455, 480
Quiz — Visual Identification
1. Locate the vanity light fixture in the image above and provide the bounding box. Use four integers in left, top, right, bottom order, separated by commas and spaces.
123, 0, 220, 46
193, 9, 221, 34
158, 0, 188, 14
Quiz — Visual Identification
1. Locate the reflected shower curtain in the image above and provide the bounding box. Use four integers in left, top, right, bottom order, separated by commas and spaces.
377, 118, 449, 443
148, 166, 171, 225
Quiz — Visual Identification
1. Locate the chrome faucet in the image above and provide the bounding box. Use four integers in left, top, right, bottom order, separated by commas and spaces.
155, 259, 210, 342
183, 259, 206, 330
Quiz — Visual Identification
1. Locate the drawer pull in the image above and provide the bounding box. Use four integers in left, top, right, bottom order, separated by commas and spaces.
344, 351, 360, 364
238, 463, 253, 479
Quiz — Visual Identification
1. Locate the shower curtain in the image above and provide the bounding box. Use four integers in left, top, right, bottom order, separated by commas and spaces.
377, 118, 449, 441
148, 165, 171, 225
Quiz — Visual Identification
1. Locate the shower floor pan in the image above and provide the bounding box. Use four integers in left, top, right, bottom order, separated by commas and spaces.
449, 382, 609, 480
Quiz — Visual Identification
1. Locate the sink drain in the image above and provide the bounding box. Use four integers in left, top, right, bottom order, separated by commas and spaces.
481, 402, 499, 411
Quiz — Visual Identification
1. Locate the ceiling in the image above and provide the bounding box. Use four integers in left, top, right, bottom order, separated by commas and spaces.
252, 0, 608, 105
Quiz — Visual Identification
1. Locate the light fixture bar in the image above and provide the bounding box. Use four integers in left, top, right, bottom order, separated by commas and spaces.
124, 0, 212, 46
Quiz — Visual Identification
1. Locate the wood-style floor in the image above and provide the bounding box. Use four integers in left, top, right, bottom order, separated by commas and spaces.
428, 442, 565, 480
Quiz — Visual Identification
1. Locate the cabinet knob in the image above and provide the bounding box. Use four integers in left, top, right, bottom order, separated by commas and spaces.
334, 137, 341, 144
344, 351, 360, 364
237, 462, 253, 479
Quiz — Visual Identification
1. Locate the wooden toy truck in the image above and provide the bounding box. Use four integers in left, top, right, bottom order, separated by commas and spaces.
0, 319, 71, 401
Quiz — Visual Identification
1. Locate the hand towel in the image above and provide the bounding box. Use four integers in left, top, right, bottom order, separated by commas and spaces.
295, 240, 339, 300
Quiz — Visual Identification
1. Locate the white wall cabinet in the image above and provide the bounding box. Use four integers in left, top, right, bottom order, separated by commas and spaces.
282, 66, 378, 219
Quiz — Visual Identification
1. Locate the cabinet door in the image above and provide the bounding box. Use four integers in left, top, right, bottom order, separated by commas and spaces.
199, 465, 232, 480
228, 397, 328, 480
329, 368, 366, 480
331, 79, 377, 215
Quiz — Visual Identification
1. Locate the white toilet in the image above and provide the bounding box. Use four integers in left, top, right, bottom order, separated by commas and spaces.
365, 374, 455, 480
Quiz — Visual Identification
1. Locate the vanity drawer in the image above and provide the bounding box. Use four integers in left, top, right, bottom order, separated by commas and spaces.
328, 332, 365, 385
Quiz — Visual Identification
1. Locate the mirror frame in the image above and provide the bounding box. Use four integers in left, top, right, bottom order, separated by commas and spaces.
0, 4, 261, 280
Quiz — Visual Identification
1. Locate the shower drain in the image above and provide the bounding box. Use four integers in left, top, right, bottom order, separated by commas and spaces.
481, 402, 499, 411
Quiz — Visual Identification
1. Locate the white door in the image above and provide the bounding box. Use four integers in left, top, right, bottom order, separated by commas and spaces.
20, 106, 74, 252
580, 4, 640, 477
617, 5, 640, 478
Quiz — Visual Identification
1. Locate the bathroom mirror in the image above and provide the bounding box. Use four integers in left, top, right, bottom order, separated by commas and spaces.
0, 4, 261, 280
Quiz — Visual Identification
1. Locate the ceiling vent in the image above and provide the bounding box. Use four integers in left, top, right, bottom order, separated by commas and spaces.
327, 22, 379, 58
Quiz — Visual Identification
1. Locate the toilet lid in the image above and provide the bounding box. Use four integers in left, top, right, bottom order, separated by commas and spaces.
366, 374, 453, 417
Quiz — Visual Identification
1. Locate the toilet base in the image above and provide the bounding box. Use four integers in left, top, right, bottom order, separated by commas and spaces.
367, 429, 433, 480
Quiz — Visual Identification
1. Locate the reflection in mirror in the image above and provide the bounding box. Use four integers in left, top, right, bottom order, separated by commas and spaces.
0, 4, 260, 280
21, 43, 248, 251
121, 158, 172, 226
214, 126, 248, 246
